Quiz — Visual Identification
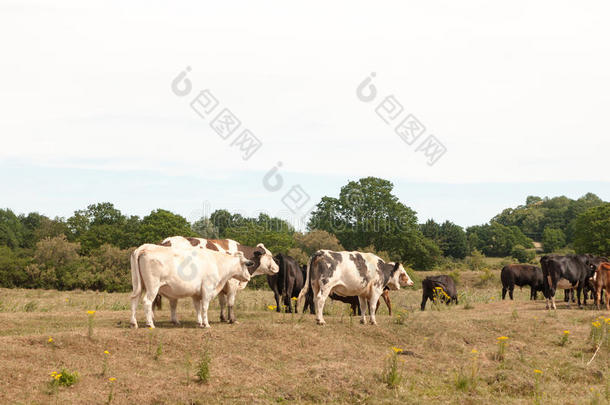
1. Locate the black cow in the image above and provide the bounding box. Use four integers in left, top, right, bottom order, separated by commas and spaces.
501, 264, 543, 300
540, 254, 598, 309
421, 275, 458, 311
328, 288, 392, 316
267, 254, 312, 313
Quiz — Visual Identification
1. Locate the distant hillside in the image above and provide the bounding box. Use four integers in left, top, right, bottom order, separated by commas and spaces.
490, 193, 605, 249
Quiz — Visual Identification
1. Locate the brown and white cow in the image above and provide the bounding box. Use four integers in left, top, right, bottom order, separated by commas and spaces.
129, 243, 252, 328
297, 250, 414, 325
594, 262, 610, 310
161, 236, 279, 323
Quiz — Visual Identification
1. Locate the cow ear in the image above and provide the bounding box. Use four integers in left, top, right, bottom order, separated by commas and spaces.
392, 262, 400, 273
253, 250, 263, 257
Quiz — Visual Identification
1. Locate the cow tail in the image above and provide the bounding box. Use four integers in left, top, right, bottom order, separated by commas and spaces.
130, 247, 144, 299
297, 251, 319, 311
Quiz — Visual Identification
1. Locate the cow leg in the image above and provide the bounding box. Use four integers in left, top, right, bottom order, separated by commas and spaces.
357, 296, 368, 324
314, 284, 330, 325
130, 293, 140, 328
377, 290, 391, 315
551, 295, 557, 310
142, 289, 158, 328
605, 289, 610, 311
190, 297, 203, 327
226, 287, 238, 324
273, 287, 281, 313
421, 293, 429, 311
201, 296, 211, 328
596, 287, 602, 310
218, 292, 228, 322
509, 287, 514, 300
367, 292, 381, 325
284, 284, 294, 314
577, 285, 584, 308
169, 299, 180, 325
502, 287, 507, 300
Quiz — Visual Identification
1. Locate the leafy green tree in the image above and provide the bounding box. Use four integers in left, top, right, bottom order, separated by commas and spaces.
138, 209, 194, 245
0, 246, 31, 287
22, 214, 68, 248
0, 209, 25, 249
421, 219, 468, 259
541, 227, 566, 253
66, 203, 129, 252
511, 244, 535, 263
209, 209, 234, 237
308, 177, 436, 267
526, 196, 543, 205
192, 217, 219, 238
294, 230, 343, 255
493, 193, 604, 243
573, 203, 610, 255
466, 222, 532, 257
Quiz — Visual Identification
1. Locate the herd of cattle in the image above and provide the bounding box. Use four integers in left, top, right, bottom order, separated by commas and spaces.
128, 236, 610, 328
501, 254, 609, 310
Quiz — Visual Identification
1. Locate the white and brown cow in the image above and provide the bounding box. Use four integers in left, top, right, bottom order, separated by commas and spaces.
160, 236, 279, 323
297, 250, 414, 325
130, 243, 252, 328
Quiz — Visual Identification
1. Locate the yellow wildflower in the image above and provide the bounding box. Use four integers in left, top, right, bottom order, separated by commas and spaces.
48, 337, 53, 343
605, 318, 610, 324
534, 369, 542, 374
54, 374, 62, 380
291, 297, 298, 301
563, 330, 570, 335
471, 349, 478, 354
108, 377, 116, 382
87, 310, 96, 315
50, 371, 57, 376
267, 305, 277, 311
391, 346, 403, 354
592, 321, 601, 328
104, 350, 109, 355
497, 336, 509, 341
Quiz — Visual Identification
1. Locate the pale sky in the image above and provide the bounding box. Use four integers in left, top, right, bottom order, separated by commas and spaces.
1, 1, 608, 228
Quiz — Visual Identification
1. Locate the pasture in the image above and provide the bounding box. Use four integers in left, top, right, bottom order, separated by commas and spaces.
0, 269, 608, 404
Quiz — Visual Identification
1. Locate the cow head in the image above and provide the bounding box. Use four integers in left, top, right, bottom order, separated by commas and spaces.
232, 251, 253, 282
250, 243, 280, 276
386, 262, 414, 290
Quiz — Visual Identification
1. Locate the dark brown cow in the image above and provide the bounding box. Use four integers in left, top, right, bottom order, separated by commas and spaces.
421, 275, 458, 311
328, 288, 392, 316
501, 264, 543, 300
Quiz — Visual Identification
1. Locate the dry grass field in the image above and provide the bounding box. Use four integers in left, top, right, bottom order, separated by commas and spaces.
1, 269, 609, 404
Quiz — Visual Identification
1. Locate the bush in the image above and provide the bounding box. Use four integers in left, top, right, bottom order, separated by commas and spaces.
542, 228, 566, 253
511, 245, 535, 263
467, 249, 486, 270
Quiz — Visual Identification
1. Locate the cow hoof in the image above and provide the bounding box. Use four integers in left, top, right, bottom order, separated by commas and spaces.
228, 320, 239, 325
171, 320, 180, 326
370, 321, 378, 326
146, 324, 155, 329
360, 319, 366, 324
198, 324, 210, 329
316, 320, 326, 326
130, 322, 138, 329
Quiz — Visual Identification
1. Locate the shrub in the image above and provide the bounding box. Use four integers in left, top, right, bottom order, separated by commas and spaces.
467, 250, 486, 270
511, 245, 535, 263
49, 368, 80, 388
196, 350, 211, 384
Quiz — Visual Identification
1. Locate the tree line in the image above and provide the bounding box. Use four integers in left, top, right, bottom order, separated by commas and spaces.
0, 177, 607, 292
